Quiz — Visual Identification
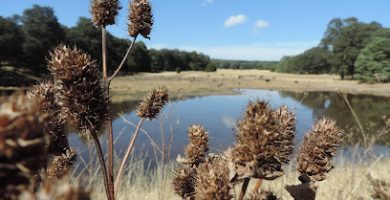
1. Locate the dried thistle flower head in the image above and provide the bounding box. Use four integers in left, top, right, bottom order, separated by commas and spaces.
128, 0, 153, 38
91, 0, 121, 27
136, 87, 168, 119
195, 157, 233, 200
47, 149, 77, 179
367, 174, 390, 200
172, 167, 196, 199
297, 118, 344, 182
25, 179, 91, 200
185, 124, 209, 167
232, 100, 295, 180
48, 45, 108, 133
246, 191, 279, 200
0, 92, 46, 198
27, 82, 69, 156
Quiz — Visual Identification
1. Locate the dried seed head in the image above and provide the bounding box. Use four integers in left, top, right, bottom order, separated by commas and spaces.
47, 149, 77, 179
31, 179, 91, 200
48, 45, 108, 134
232, 100, 295, 180
172, 167, 196, 199
128, 0, 153, 38
185, 124, 209, 167
136, 87, 168, 119
91, 0, 121, 27
285, 182, 317, 200
297, 118, 344, 182
27, 82, 69, 156
368, 174, 390, 200
0, 92, 46, 198
195, 157, 233, 200
247, 191, 279, 200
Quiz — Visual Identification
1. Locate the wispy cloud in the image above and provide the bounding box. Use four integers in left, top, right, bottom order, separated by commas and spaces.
224, 14, 247, 28
254, 20, 269, 29
202, 0, 214, 6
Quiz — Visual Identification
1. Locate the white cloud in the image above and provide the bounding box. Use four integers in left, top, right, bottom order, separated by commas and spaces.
224, 14, 247, 28
254, 20, 269, 29
202, 0, 214, 6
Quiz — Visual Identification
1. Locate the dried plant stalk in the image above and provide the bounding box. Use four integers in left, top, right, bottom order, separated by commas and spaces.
0, 93, 47, 199
128, 0, 153, 38
91, 0, 121, 27
195, 156, 233, 200
232, 101, 295, 181
297, 118, 344, 182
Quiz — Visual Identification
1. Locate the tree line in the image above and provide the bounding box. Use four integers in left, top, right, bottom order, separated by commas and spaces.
276, 17, 390, 82
0, 5, 213, 77
212, 59, 278, 70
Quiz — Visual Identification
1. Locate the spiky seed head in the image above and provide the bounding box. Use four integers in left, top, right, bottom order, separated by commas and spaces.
232, 100, 295, 180
91, 0, 121, 27
27, 179, 91, 200
0, 92, 47, 198
48, 45, 108, 134
367, 174, 390, 200
195, 157, 233, 200
128, 0, 153, 38
47, 149, 77, 179
172, 167, 196, 199
136, 87, 168, 119
184, 124, 209, 167
246, 191, 279, 200
27, 82, 69, 156
297, 118, 344, 182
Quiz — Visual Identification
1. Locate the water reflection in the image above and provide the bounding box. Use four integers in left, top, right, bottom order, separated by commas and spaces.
70, 89, 390, 164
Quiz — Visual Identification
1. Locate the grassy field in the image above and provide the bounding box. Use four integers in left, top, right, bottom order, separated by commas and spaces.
110, 69, 390, 103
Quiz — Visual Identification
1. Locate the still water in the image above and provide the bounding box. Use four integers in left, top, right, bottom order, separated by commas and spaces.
70, 89, 390, 163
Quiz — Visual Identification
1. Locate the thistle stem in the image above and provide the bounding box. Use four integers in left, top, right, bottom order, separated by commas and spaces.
114, 118, 145, 194
91, 129, 112, 200
239, 178, 250, 200
108, 35, 138, 82
102, 26, 115, 200
254, 179, 263, 193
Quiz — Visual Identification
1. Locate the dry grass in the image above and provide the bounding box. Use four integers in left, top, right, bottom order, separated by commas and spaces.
110, 69, 390, 103
87, 157, 390, 200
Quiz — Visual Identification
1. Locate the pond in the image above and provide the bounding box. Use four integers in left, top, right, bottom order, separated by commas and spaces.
69, 89, 390, 165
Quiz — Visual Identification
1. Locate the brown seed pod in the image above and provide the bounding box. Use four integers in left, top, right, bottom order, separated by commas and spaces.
136, 87, 168, 119
246, 191, 279, 200
27, 81, 69, 156
91, 0, 121, 27
195, 156, 233, 200
172, 167, 196, 199
185, 124, 209, 167
232, 100, 295, 180
48, 45, 109, 134
47, 149, 77, 179
128, 0, 153, 38
297, 118, 344, 182
0, 92, 47, 199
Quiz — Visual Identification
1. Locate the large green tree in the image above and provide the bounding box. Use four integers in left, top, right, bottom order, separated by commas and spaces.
0, 17, 24, 66
20, 5, 65, 74
355, 37, 390, 82
126, 41, 151, 72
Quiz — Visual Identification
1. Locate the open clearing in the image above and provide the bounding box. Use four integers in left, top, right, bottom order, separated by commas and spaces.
110, 69, 390, 103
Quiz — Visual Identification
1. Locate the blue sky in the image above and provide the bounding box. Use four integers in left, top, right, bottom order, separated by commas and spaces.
1, 0, 390, 61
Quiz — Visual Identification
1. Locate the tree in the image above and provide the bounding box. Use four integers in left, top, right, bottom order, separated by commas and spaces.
20, 5, 65, 74
126, 41, 151, 72
0, 16, 24, 66
331, 21, 382, 78
320, 17, 358, 50
355, 37, 390, 82
205, 62, 217, 72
